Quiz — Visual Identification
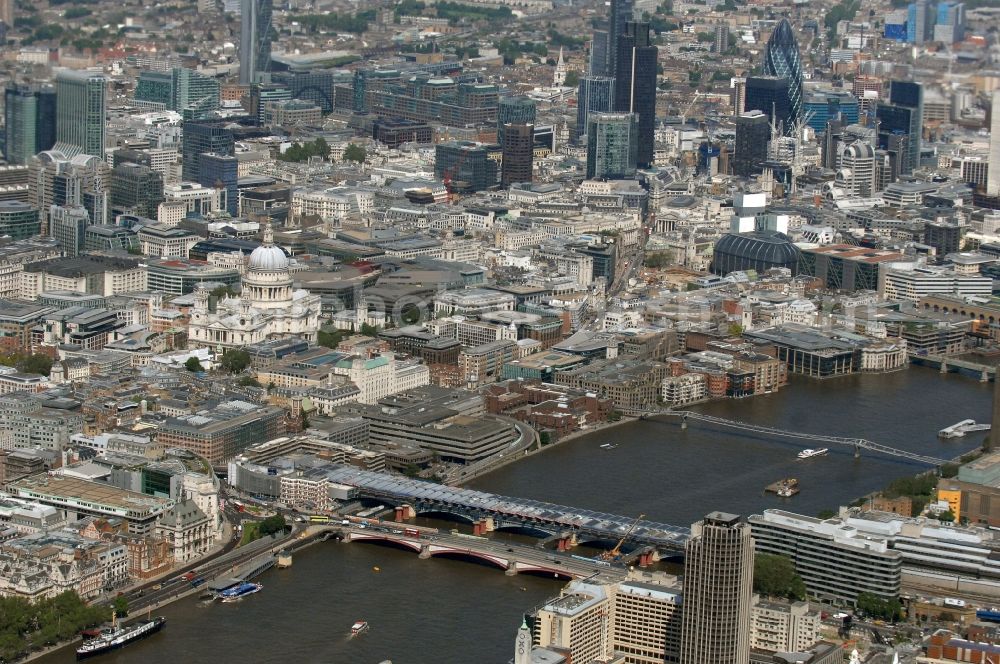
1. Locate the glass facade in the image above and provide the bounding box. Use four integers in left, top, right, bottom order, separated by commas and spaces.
0, 201, 40, 240
239, 0, 273, 85
198, 153, 240, 217
762, 19, 803, 129
4, 85, 56, 165
576, 76, 615, 140
586, 112, 638, 180
55, 70, 107, 158
802, 91, 859, 131
182, 121, 235, 181
614, 22, 657, 168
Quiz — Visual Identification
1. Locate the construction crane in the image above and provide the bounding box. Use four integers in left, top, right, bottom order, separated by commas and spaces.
599, 514, 645, 561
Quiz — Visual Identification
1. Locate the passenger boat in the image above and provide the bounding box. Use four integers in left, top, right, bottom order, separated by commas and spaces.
599, 443, 618, 449
76, 614, 165, 660
218, 582, 262, 603
797, 448, 829, 459
351, 621, 369, 636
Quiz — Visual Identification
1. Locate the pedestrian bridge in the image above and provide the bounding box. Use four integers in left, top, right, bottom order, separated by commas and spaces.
321, 465, 690, 552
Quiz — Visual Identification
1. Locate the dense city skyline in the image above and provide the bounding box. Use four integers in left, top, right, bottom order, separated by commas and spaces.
0, 0, 997, 661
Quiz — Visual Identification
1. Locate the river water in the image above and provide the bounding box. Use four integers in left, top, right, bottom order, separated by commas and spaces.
36, 368, 992, 664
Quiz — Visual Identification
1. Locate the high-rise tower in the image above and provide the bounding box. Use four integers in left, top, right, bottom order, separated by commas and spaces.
239, 0, 273, 85
576, 76, 615, 140
501, 123, 533, 188
607, 0, 634, 78
498, 96, 536, 145
680, 512, 754, 664
988, 90, 1000, 197
614, 22, 657, 169
876, 80, 923, 176
586, 112, 638, 179
4, 84, 55, 165
55, 69, 107, 158
762, 19, 803, 128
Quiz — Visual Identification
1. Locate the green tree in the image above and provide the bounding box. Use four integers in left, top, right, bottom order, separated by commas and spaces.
938, 509, 955, 522
219, 349, 250, 373
753, 553, 806, 600
644, 252, 671, 268
184, 357, 204, 372
318, 328, 347, 349
855, 591, 902, 621
112, 596, 129, 617
342, 143, 367, 163
210, 284, 238, 298
258, 514, 289, 537
816, 508, 837, 519
360, 322, 378, 337
18, 353, 52, 376
727, 323, 744, 337
539, 431, 551, 446
238, 375, 262, 388
696, 31, 714, 42
564, 70, 580, 87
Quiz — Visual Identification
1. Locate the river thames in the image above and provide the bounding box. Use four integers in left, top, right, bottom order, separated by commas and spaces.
37, 368, 993, 664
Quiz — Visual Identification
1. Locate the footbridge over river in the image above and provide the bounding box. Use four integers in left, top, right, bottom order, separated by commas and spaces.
321, 465, 690, 552
633, 409, 952, 466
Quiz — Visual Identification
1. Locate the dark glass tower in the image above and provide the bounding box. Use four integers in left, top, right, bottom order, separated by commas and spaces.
497, 96, 536, 145
589, 29, 609, 76
501, 123, 533, 188
239, 0, 273, 85
876, 80, 922, 175
576, 76, 615, 140
4, 84, 56, 164
744, 76, 793, 134
762, 18, 803, 128
614, 22, 657, 169
182, 121, 235, 181
733, 110, 770, 177
607, 0, 634, 78
199, 153, 240, 217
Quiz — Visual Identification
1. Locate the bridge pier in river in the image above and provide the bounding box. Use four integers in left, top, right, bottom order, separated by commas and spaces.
394, 504, 416, 522
940, 360, 948, 374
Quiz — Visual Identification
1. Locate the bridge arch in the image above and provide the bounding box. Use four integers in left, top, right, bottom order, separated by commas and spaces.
428, 550, 508, 570
349, 534, 423, 553
493, 524, 557, 538
516, 566, 575, 580
415, 508, 477, 524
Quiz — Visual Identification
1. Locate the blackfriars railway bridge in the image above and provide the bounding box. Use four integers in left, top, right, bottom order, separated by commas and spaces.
322, 465, 690, 554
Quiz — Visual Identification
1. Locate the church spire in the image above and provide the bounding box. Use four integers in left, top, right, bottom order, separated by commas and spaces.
553, 47, 567, 86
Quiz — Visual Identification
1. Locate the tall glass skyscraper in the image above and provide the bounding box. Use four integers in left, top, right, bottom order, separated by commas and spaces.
876, 80, 922, 175
679, 512, 754, 664
762, 19, 803, 129
55, 69, 107, 158
497, 96, 536, 145
607, 0, 634, 78
614, 22, 657, 169
239, 0, 273, 85
4, 84, 56, 164
576, 76, 615, 140
586, 112, 638, 180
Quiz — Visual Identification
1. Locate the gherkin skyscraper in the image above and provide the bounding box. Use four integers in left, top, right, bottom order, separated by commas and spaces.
763, 19, 803, 127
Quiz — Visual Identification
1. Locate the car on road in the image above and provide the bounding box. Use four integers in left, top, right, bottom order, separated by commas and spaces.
151, 584, 162, 590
